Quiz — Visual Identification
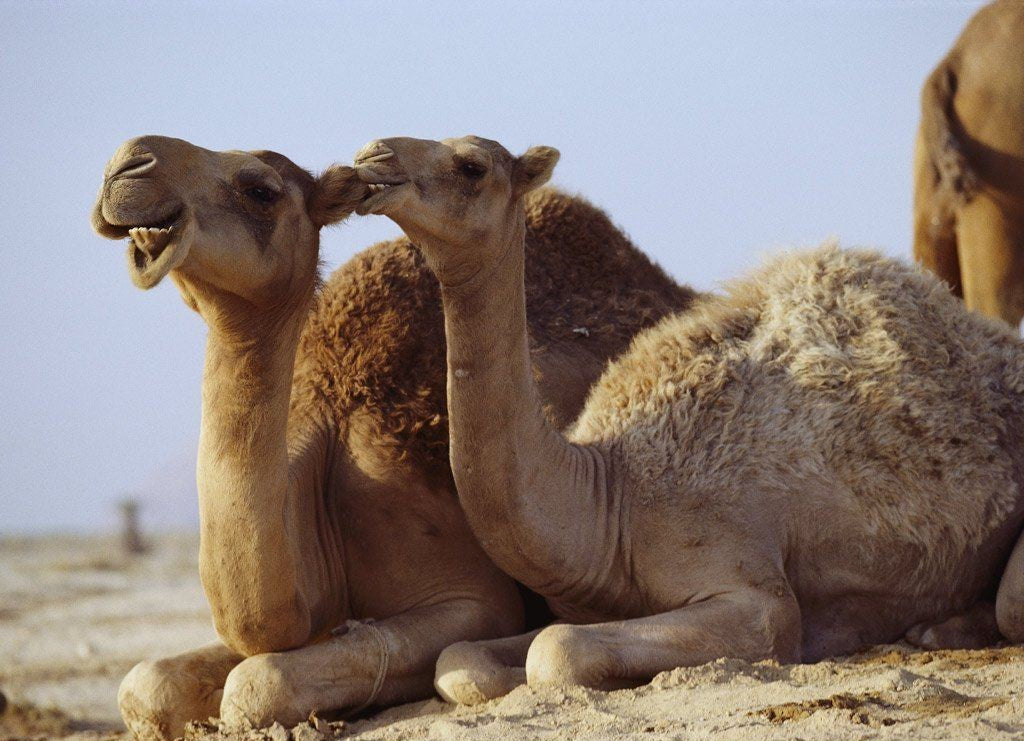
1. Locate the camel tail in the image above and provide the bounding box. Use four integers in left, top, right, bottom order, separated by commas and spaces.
920, 54, 978, 208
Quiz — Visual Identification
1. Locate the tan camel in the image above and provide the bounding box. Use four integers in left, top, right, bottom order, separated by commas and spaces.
914, 0, 1024, 326
90, 136, 694, 736
354, 134, 1024, 702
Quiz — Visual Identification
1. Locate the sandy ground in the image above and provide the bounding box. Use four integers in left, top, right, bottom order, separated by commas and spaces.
3, 534, 1024, 741
0, 534, 216, 739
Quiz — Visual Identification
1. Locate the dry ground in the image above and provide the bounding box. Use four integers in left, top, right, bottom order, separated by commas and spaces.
2, 534, 1023, 741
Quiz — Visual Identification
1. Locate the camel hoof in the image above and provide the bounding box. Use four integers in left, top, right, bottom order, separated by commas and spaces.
119, 659, 219, 741
221, 655, 304, 730
525, 625, 621, 689
435, 641, 526, 705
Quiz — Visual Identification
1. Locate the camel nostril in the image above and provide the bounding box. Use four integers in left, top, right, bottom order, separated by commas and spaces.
109, 154, 157, 180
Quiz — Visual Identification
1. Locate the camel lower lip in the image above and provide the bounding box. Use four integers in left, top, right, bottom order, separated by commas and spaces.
127, 238, 190, 290
356, 182, 409, 216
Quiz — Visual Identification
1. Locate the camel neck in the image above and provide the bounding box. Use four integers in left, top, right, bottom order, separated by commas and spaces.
438, 219, 625, 607
195, 283, 342, 652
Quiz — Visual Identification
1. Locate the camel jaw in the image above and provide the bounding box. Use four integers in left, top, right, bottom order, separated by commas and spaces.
126, 224, 189, 290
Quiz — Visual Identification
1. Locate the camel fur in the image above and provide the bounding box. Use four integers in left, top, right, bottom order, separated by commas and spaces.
90, 136, 694, 736
354, 134, 1024, 703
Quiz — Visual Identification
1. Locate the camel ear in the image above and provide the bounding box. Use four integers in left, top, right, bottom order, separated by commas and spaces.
310, 164, 369, 227
513, 146, 560, 197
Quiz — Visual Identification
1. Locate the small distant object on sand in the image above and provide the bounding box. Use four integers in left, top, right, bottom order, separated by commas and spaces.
119, 498, 148, 555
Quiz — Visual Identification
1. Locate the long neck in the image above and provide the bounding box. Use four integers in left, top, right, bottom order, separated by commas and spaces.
438, 215, 624, 607
194, 283, 342, 654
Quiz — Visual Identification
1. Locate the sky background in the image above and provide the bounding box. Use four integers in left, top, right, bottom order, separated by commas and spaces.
1, 0, 985, 533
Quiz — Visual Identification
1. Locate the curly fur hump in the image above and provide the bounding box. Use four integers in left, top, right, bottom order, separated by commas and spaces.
292, 187, 695, 484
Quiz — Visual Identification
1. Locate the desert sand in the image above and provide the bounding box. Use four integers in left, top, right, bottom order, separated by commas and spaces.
2, 534, 1023, 741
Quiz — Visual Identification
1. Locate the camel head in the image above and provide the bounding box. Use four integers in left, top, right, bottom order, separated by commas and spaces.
92, 135, 367, 306
352, 136, 559, 284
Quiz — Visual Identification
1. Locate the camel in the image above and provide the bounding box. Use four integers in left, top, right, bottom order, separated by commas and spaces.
90, 135, 695, 737
914, 0, 1024, 327
353, 134, 1024, 703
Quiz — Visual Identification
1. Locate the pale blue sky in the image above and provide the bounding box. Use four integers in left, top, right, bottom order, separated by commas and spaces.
0, 1, 983, 532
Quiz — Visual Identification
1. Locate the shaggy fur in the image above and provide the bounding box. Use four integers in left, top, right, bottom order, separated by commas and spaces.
574, 245, 1024, 639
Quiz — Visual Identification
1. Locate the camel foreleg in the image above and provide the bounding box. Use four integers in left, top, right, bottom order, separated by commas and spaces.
118, 641, 243, 741
218, 598, 509, 728
522, 588, 801, 690
434, 628, 544, 704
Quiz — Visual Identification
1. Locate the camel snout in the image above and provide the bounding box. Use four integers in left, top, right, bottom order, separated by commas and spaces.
354, 140, 395, 166
103, 135, 175, 181
108, 153, 157, 182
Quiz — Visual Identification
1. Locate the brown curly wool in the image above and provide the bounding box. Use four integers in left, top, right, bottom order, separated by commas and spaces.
292, 187, 696, 487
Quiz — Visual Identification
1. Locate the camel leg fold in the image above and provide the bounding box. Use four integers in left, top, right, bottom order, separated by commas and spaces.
955, 192, 1024, 327
219, 599, 512, 728
523, 589, 802, 690
434, 628, 544, 705
997, 530, 1024, 643
118, 641, 243, 741
904, 601, 1001, 649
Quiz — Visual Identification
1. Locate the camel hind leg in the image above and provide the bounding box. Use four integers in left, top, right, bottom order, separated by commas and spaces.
904, 601, 1001, 650
955, 191, 1024, 327
913, 128, 963, 297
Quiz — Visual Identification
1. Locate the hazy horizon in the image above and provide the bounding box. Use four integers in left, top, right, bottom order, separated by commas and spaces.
1, 1, 983, 534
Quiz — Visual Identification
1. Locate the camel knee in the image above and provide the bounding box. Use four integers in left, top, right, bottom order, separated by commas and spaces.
435, 641, 525, 705
214, 609, 311, 657
525, 625, 619, 689
119, 658, 209, 741
220, 654, 303, 730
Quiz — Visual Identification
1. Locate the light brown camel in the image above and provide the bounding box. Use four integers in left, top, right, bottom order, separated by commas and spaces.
90, 136, 695, 736
914, 0, 1024, 326
354, 134, 1024, 703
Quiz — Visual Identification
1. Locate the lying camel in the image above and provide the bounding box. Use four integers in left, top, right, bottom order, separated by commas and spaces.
353, 134, 1024, 701
90, 136, 694, 735
914, 0, 1024, 326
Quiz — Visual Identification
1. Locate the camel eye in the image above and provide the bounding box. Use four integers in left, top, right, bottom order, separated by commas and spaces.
458, 161, 486, 180
246, 186, 279, 204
